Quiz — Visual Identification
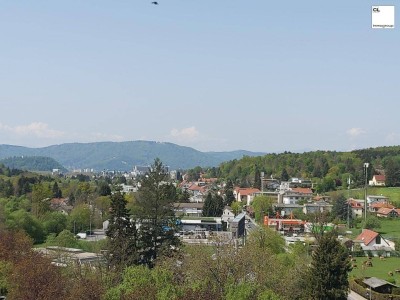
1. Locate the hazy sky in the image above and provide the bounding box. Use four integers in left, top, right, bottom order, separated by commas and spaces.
0, 1, 399, 152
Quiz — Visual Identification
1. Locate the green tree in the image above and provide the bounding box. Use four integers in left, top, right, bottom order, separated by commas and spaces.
52, 181, 62, 198
364, 216, 381, 230
68, 204, 91, 233
252, 195, 274, 223
31, 183, 52, 217
224, 180, 236, 206
106, 191, 138, 271
384, 157, 400, 187
97, 181, 111, 196
6, 210, 45, 243
332, 194, 350, 222
280, 168, 289, 181
202, 192, 224, 217
306, 231, 351, 300
135, 158, 180, 267
253, 166, 261, 190
231, 201, 242, 215
177, 188, 190, 203
43, 211, 68, 235
95, 195, 111, 221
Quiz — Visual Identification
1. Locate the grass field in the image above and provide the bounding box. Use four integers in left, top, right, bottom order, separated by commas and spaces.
350, 257, 400, 284
344, 187, 400, 204
332, 187, 400, 204
378, 218, 400, 239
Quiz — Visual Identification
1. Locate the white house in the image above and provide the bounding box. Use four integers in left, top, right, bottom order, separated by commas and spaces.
234, 188, 261, 206
355, 229, 395, 256
282, 188, 313, 205
369, 175, 386, 186
348, 199, 364, 218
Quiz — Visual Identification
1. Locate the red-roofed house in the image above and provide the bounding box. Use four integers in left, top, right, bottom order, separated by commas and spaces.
376, 207, 400, 218
348, 199, 364, 218
355, 229, 394, 256
370, 202, 395, 213
369, 175, 386, 186
234, 188, 261, 205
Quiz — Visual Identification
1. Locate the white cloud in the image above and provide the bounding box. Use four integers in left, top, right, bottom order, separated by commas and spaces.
346, 128, 365, 137
0, 122, 64, 138
169, 126, 199, 140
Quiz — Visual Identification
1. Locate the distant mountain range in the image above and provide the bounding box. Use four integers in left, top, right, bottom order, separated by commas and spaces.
0, 141, 265, 171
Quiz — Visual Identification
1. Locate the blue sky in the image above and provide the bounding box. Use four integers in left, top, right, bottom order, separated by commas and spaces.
0, 1, 398, 152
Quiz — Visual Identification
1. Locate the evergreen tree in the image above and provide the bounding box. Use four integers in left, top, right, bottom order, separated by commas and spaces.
384, 157, 400, 187
106, 191, 138, 271
202, 192, 224, 217
52, 182, 62, 198
224, 180, 236, 206
202, 193, 213, 217
253, 166, 261, 190
280, 168, 289, 181
97, 181, 111, 196
135, 158, 180, 267
332, 194, 350, 221
178, 188, 190, 203
307, 231, 351, 300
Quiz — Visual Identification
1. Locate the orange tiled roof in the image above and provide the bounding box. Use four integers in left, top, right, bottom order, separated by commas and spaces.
348, 199, 364, 208
291, 188, 313, 194
377, 207, 398, 215
373, 175, 386, 182
237, 188, 260, 196
371, 202, 394, 209
355, 229, 379, 246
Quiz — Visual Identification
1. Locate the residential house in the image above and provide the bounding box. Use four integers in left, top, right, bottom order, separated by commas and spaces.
303, 201, 333, 214
348, 198, 364, 218
376, 207, 400, 218
369, 175, 386, 186
367, 195, 389, 204
234, 188, 261, 206
354, 229, 395, 256
274, 203, 303, 217
313, 195, 331, 202
369, 202, 394, 213
281, 188, 313, 205
221, 206, 236, 224
222, 206, 237, 230
50, 198, 73, 215
187, 183, 207, 203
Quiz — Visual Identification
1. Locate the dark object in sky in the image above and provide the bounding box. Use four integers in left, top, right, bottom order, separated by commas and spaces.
151, 1, 159, 4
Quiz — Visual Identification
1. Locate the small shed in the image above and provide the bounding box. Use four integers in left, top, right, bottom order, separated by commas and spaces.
363, 277, 398, 294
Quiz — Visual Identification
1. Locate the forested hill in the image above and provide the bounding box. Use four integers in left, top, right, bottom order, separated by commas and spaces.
214, 146, 400, 191
0, 141, 265, 171
0, 156, 67, 173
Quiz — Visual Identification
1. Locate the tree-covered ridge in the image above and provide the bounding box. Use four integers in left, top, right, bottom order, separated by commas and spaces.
0, 141, 265, 170
0, 156, 67, 173
214, 146, 400, 191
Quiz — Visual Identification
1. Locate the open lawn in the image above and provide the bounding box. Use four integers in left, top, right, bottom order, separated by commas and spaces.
332, 187, 400, 204
350, 257, 400, 284
378, 218, 400, 240
350, 217, 400, 239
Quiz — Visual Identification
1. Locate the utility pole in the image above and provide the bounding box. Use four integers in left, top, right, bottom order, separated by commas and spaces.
347, 176, 351, 228
364, 163, 369, 224
261, 172, 264, 193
